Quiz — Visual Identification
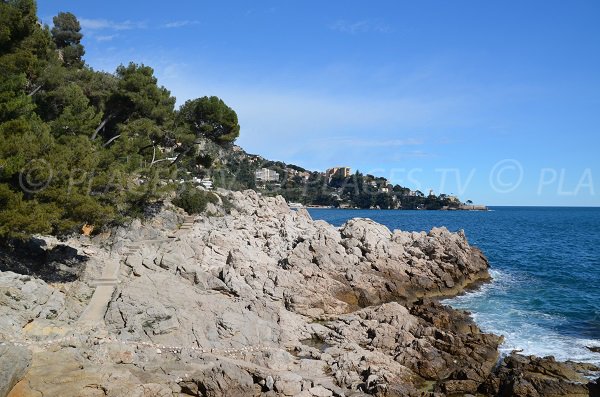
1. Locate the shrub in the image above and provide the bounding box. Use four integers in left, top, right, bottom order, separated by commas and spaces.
219, 194, 235, 213
173, 186, 218, 214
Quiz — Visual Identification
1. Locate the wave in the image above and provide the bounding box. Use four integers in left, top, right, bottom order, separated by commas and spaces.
444, 269, 600, 366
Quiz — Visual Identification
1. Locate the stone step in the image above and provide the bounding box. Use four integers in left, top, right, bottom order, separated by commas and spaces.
90, 281, 118, 287
90, 277, 118, 287
144, 238, 175, 243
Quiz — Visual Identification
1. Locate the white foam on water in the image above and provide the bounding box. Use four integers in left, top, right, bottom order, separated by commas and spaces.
444, 269, 600, 366
492, 321, 600, 365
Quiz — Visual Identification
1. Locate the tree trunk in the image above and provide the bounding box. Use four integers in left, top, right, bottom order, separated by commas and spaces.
102, 134, 121, 147
150, 145, 156, 166
171, 150, 189, 165
91, 115, 112, 140
27, 84, 43, 97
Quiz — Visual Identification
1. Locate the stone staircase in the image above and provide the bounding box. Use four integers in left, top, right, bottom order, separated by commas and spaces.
177, 216, 195, 232
89, 277, 119, 287
77, 258, 121, 325
77, 215, 196, 326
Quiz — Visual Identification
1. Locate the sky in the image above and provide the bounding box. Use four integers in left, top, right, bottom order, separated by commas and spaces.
37, 0, 600, 206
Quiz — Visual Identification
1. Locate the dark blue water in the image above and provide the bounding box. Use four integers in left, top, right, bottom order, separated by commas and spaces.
308, 207, 600, 364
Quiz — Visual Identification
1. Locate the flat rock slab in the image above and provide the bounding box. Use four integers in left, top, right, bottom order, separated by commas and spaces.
0, 345, 31, 397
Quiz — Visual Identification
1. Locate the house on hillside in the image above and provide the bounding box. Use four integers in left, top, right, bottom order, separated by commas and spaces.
326, 166, 351, 181
255, 168, 280, 182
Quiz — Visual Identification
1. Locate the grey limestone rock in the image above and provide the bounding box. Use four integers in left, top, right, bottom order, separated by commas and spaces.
1, 189, 592, 396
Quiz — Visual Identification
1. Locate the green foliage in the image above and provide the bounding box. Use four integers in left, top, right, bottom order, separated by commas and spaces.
0, 2, 189, 239
0, 0, 39, 53
0, 0, 54, 85
374, 193, 393, 209
1, 0, 463, 241
49, 83, 102, 136
0, 184, 60, 239
0, 115, 53, 178
195, 153, 213, 168
178, 96, 240, 144
219, 194, 234, 213
51, 12, 82, 47
75, 68, 118, 113
51, 12, 84, 67
111, 63, 175, 125
0, 74, 36, 121
173, 185, 219, 214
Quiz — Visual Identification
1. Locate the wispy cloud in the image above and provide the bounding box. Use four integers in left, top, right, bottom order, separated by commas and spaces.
79, 18, 146, 31
163, 20, 200, 29
322, 138, 424, 147
79, 18, 199, 32
329, 19, 392, 34
95, 34, 118, 42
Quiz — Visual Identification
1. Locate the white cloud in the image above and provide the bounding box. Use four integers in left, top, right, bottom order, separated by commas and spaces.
205, 89, 464, 167
221, 91, 461, 135
329, 19, 392, 34
86, 55, 471, 169
323, 138, 424, 147
78, 18, 199, 33
163, 20, 200, 29
95, 34, 117, 42
79, 18, 146, 31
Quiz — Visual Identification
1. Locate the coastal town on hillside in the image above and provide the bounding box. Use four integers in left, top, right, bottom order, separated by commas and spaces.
188, 148, 487, 210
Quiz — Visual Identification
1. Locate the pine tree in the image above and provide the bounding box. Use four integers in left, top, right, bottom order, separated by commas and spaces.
51, 12, 84, 67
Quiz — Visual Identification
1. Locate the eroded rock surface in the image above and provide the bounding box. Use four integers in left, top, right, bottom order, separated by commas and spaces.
0, 345, 31, 397
1, 190, 597, 396
482, 354, 599, 397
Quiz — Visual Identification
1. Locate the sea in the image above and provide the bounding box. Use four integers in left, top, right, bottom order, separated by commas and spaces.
307, 206, 600, 365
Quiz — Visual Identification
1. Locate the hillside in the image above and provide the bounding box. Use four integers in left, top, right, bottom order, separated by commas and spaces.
171, 138, 476, 211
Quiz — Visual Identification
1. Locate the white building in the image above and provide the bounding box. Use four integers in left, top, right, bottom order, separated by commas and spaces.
191, 177, 213, 189
255, 168, 280, 182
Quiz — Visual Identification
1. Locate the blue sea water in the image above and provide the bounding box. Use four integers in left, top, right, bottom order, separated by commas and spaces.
307, 207, 600, 364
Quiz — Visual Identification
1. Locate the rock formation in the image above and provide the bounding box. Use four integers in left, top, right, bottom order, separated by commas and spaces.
0, 190, 598, 396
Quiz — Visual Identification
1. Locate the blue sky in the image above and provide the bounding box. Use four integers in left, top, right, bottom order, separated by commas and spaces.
38, 1, 600, 206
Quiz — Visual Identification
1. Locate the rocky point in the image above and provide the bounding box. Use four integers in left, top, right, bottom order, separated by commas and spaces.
0, 189, 598, 396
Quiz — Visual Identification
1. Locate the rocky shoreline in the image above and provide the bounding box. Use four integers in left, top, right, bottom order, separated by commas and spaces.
0, 189, 598, 396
